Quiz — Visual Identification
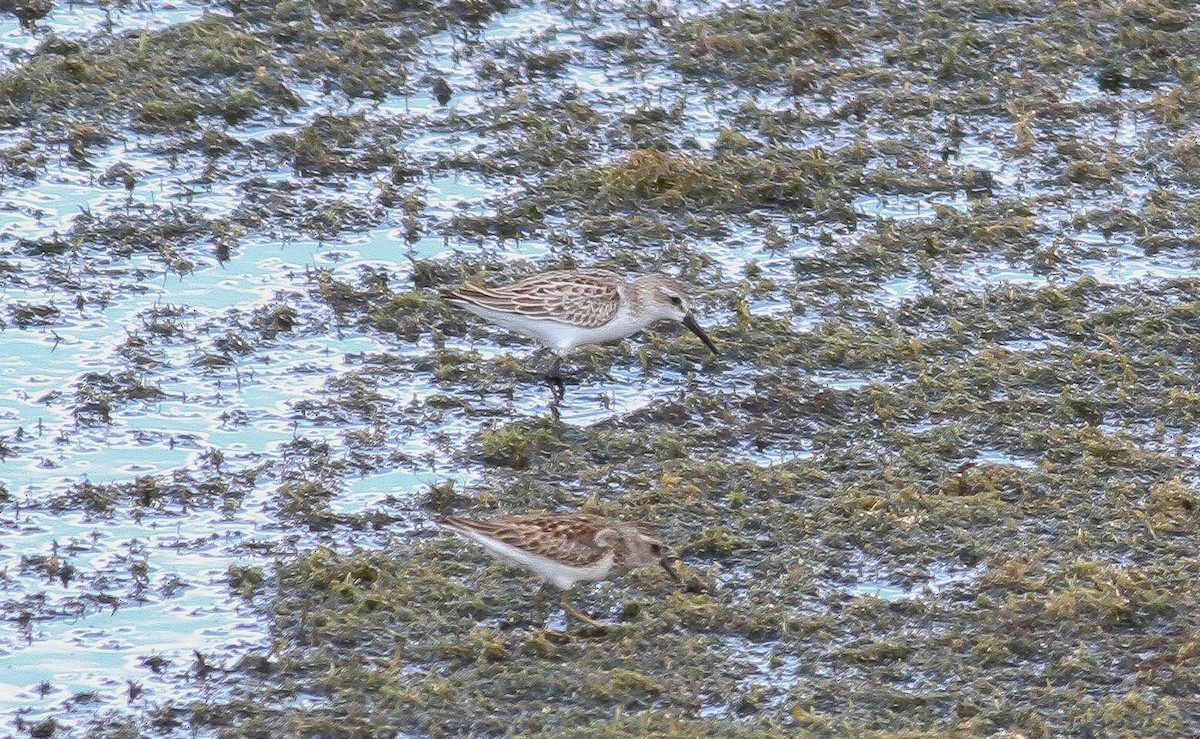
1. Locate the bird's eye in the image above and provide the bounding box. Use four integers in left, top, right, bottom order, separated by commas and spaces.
669, 296, 683, 307
650, 543, 662, 554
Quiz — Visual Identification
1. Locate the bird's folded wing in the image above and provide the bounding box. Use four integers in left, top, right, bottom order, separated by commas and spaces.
447, 270, 620, 328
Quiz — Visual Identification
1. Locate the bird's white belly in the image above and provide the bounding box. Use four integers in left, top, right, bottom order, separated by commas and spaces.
462, 304, 645, 354
457, 528, 616, 589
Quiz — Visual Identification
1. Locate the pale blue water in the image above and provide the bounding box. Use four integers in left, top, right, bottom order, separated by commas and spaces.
0, 0, 1194, 730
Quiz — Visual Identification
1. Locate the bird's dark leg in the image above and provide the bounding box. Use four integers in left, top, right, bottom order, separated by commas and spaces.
540, 353, 583, 386
544, 355, 566, 399
560, 590, 602, 627
533, 583, 549, 630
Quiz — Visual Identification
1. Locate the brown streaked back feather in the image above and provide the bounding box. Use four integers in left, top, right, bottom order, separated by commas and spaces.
437, 513, 615, 568
443, 269, 622, 328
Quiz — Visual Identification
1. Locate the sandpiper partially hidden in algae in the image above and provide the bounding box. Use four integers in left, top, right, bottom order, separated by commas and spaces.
434, 512, 679, 626
442, 269, 718, 381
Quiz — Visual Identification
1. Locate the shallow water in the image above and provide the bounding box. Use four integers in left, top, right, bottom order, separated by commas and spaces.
1, 0, 1198, 732
0, 2, 732, 724
843, 563, 986, 603
0, 0, 211, 71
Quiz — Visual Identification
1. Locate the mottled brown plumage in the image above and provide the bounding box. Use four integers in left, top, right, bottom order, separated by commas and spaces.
442, 269, 717, 380
435, 512, 678, 589
446, 269, 622, 329
435, 512, 680, 626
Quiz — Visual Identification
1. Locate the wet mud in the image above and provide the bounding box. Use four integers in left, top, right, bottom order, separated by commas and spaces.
2, 0, 1199, 736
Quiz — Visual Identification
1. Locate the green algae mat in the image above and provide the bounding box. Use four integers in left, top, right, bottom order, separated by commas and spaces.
2, 0, 1199, 737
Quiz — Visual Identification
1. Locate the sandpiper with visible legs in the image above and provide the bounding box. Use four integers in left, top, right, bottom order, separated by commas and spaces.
434, 512, 679, 626
442, 269, 718, 382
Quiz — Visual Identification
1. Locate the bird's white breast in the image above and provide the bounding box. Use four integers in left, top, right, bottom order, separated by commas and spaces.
455, 528, 615, 589
460, 303, 649, 355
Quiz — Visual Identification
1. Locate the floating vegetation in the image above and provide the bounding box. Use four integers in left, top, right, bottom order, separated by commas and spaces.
1, 0, 1199, 735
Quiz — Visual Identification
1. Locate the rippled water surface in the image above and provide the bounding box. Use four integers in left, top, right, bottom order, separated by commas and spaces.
2, 0, 1198, 733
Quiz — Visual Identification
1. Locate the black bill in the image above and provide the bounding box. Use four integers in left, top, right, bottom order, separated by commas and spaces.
681, 313, 719, 355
